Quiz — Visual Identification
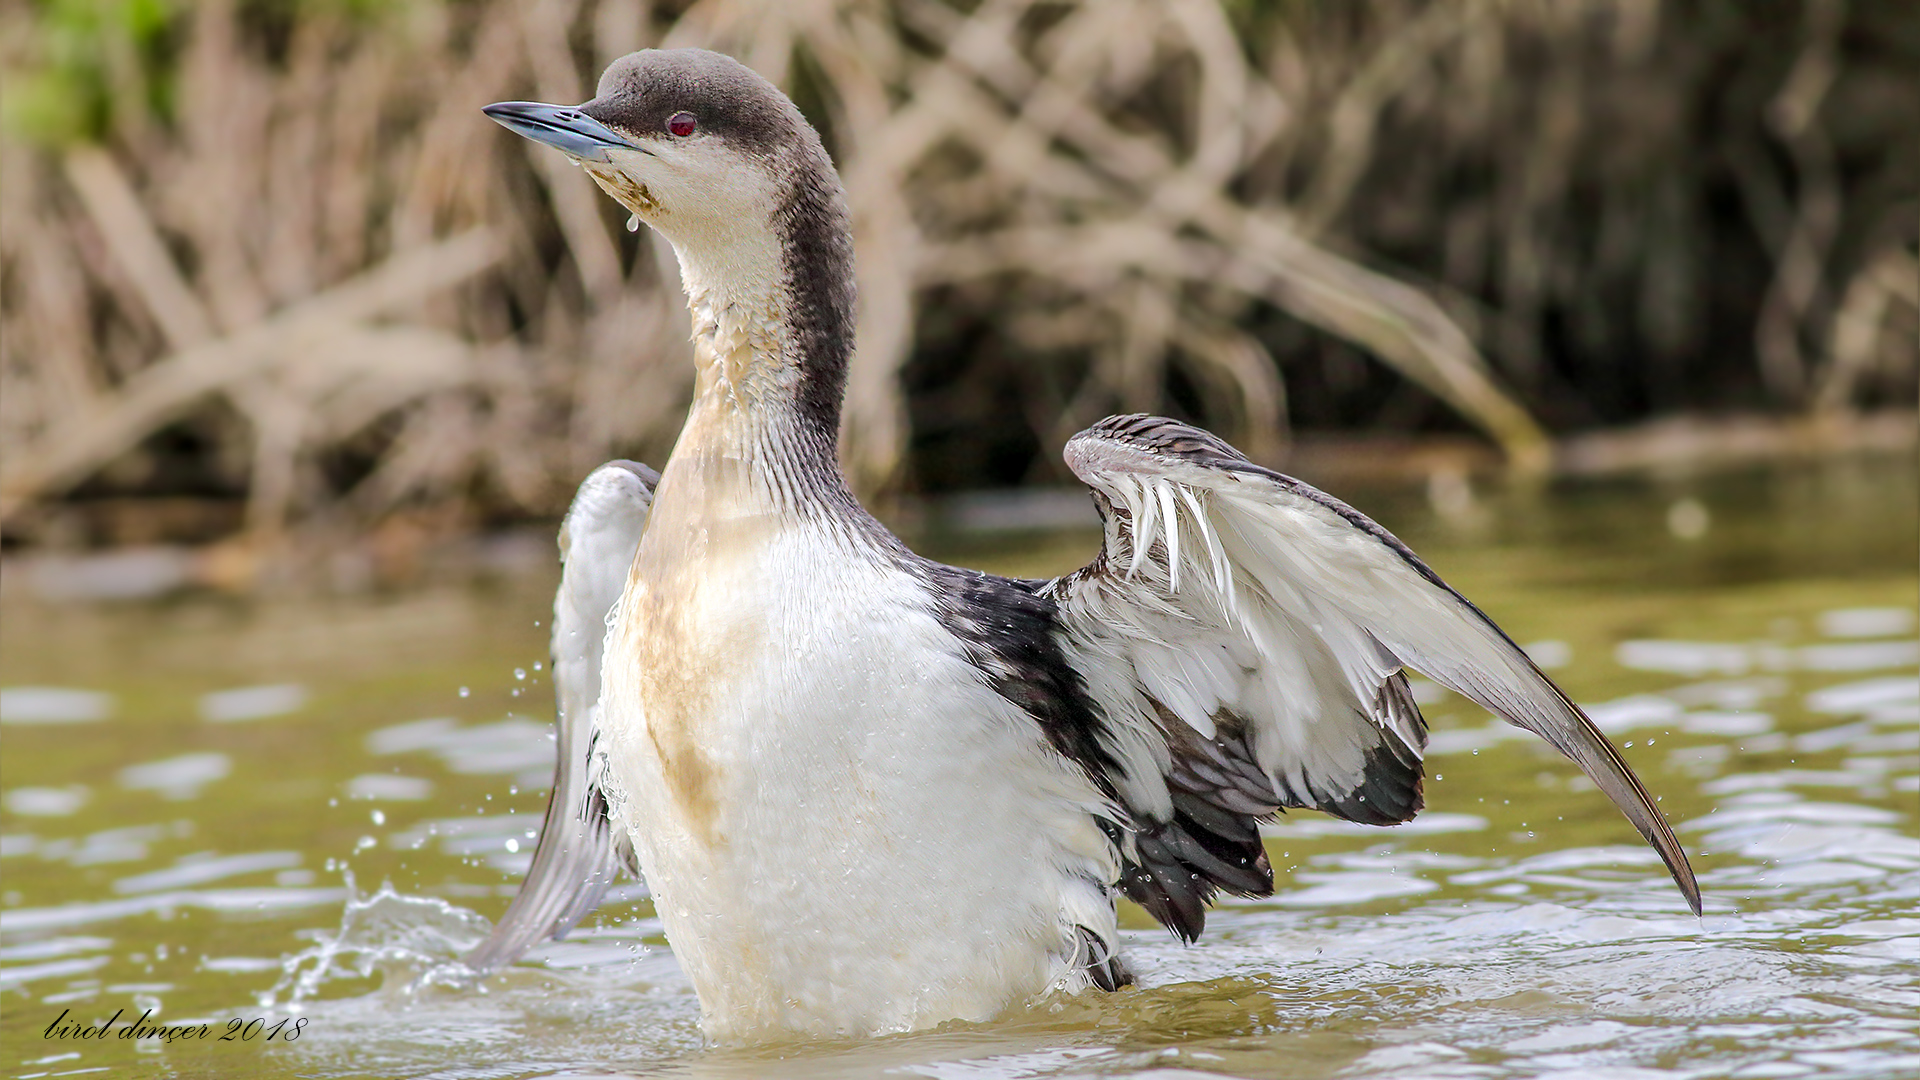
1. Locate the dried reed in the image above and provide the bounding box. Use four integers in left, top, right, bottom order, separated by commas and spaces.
1, 0, 1912, 555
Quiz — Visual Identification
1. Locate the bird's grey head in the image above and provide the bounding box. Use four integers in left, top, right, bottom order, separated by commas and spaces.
485, 49, 854, 423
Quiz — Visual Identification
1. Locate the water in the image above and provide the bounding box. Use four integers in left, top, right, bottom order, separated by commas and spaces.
2, 458, 1915, 1079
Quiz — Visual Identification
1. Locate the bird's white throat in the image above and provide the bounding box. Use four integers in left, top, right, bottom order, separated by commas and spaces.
677, 239, 794, 413
583, 149, 802, 418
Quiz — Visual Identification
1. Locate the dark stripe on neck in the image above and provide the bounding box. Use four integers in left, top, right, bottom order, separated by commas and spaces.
771, 148, 856, 484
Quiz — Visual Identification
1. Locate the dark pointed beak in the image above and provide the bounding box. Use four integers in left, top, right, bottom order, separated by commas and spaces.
483, 101, 637, 163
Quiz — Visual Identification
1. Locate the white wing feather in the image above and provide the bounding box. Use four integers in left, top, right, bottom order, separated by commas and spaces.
464, 460, 658, 973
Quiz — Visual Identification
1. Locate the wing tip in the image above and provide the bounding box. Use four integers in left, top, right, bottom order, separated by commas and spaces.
1438, 647, 1706, 917
1645, 813, 1704, 916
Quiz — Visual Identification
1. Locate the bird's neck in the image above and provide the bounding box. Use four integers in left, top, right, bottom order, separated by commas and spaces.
664, 178, 858, 515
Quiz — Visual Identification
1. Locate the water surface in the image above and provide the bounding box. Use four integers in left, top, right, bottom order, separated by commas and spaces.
3, 457, 1916, 1079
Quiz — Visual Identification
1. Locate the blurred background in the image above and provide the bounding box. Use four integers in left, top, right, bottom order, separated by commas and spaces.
1, 0, 1914, 594
3, 7, 1917, 1073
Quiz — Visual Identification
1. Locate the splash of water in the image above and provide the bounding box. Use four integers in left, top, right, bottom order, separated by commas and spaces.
264, 872, 491, 1010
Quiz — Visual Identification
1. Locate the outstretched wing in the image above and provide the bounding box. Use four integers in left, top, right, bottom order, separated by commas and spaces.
1041, 415, 1700, 938
464, 460, 658, 974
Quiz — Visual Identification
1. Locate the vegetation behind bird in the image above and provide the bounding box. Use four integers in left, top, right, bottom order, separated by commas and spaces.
0, 0, 1913, 565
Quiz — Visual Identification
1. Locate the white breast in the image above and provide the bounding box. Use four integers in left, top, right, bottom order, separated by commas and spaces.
597, 510, 1116, 1040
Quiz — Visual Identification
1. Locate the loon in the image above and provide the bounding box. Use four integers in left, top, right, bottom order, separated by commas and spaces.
469, 48, 1701, 1041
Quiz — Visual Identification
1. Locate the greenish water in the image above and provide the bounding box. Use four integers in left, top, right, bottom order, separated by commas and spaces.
2, 457, 1916, 1079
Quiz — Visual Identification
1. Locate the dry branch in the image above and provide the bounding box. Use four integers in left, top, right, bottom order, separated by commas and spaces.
62, 148, 217, 349
0, 229, 501, 520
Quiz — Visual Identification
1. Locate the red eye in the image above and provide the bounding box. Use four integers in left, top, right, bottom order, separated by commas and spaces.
667, 111, 697, 137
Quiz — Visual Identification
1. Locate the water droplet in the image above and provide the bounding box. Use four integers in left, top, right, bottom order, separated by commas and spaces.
626, 213, 641, 233
505, 838, 520, 853
458, 686, 471, 699
370, 809, 386, 826
514, 668, 527, 681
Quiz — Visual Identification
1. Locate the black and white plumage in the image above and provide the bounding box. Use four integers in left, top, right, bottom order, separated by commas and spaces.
1040, 415, 1696, 937
469, 48, 1699, 1041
